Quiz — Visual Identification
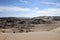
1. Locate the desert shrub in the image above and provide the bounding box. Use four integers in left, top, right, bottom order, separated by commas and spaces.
2, 30, 5, 33
19, 29, 24, 33
13, 31, 15, 33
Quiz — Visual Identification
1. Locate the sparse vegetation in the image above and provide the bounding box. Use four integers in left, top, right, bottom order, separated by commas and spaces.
0, 16, 60, 33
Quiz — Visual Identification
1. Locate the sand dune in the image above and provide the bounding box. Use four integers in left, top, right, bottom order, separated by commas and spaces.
50, 27, 60, 33
0, 32, 60, 40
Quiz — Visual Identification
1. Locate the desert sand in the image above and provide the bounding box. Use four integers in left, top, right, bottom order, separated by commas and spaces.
0, 32, 60, 40
0, 17, 60, 40
50, 27, 60, 33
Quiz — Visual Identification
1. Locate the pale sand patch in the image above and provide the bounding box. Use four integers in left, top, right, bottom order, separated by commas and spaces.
50, 27, 60, 33
0, 32, 60, 40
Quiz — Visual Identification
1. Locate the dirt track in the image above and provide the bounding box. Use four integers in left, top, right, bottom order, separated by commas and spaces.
0, 32, 60, 40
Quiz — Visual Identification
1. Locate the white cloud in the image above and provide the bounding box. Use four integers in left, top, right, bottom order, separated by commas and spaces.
36, 8, 60, 14
40, 2, 60, 7
31, 8, 60, 17
0, 6, 60, 17
0, 6, 31, 12
19, 0, 28, 4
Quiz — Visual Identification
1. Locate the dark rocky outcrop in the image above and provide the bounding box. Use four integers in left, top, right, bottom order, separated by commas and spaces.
0, 16, 60, 33
0, 16, 59, 29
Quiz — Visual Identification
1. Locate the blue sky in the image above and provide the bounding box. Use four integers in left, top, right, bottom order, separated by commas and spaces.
0, 0, 60, 17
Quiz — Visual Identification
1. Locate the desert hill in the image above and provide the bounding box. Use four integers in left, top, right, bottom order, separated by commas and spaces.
0, 16, 60, 33
0, 16, 60, 40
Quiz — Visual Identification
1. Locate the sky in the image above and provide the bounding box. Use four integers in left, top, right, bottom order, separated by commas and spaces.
0, 0, 60, 17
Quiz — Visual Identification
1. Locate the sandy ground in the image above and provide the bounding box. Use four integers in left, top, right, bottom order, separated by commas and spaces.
50, 27, 60, 33
0, 32, 60, 40
0, 23, 60, 40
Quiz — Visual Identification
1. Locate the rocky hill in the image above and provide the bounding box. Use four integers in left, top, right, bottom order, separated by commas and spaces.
0, 16, 60, 33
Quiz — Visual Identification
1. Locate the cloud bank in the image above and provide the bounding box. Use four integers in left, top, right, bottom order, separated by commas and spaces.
0, 6, 31, 12
0, 6, 60, 17
32, 8, 60, 17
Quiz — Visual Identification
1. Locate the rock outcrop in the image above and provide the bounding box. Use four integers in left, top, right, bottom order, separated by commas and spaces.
0, 16, 60, 33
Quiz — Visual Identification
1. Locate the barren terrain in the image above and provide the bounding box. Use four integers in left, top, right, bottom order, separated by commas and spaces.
0, 32, 60, 40
0, 16, 60, 40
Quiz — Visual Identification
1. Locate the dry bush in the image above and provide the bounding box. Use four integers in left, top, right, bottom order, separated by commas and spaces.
2, 30, 5, 33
